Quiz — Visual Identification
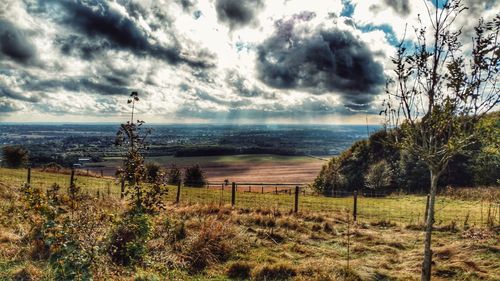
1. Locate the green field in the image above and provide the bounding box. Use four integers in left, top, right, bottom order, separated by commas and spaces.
90, 154, 323, 167
1, 168, 497, 228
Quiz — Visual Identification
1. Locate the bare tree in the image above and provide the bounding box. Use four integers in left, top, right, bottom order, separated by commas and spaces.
384, 1, 499, 280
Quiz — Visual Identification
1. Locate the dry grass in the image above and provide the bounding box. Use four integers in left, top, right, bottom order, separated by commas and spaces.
181, 218, 240, 273
0, 177, 499, 280
442, 186, 500, 202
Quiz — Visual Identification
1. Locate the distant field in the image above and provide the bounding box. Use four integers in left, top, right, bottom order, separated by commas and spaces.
89, 154, 328, 183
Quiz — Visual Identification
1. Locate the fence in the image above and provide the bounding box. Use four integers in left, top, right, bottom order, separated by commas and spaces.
1, 167, 499, 228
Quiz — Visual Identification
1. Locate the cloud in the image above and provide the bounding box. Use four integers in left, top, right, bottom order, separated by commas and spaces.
378, 0, 411, 16
1, 0, 494, 123
256, 17, 385, 109
0, 100, 24, 112
0, 20, 37, 64
226, 71, 269, 98
0, 85, 40, 102
23, 77, 132, 96
47, 0, 214, 68
215, 0, 264, 29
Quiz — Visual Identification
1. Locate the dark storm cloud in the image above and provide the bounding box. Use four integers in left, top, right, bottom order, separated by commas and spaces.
256, 22, 385, 110
55, 35, 110, 60
215, 0, 263, 29
175, 96, 359, 121
22, 76, 131, 96
0, 85, 40, 102
46, 0, 213, 68
0, 20, 36, 64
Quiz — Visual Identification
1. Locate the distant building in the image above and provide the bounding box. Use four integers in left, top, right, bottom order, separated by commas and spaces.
75, 158, 91, 167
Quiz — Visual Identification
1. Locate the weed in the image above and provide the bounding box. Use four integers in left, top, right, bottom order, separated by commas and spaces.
134, 271, 161, 281
249, 213, 277, 227
227, 261, 254, 279
252, 263, 297, 281
108, 212, 152, 266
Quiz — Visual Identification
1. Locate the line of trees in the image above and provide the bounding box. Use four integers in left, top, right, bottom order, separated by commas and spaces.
313, 111, 499, 195
145, 163, 207, 187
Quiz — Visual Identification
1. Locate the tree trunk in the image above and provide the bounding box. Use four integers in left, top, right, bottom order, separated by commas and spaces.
421, 169, 440, 281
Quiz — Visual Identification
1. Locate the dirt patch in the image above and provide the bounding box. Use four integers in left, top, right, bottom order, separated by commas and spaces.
204, 162, 324, 183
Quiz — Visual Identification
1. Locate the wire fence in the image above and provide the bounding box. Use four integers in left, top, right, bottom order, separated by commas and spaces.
1, 167, 498, 228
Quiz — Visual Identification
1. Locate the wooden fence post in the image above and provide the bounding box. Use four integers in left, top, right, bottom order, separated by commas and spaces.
101, 170, 104, 177
275, 186, 278, 194
176, 182, 181, 204
261, 186, 264, 194
231, 182, 236, 207
424, 194, 430, 224
69, 168, 75, 195
70, 168, 75, 186
353, 191, 358, 222
27, 166, 31, 185
120, 179, 125, 199
294, 186, 299, 213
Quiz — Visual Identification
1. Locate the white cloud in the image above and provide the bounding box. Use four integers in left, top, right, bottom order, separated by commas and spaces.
0, 0, 495, 124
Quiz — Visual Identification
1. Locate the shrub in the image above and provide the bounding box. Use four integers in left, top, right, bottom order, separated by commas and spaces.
183, 164, 206, 187
227, 261, 254, 279
166, 164, 182, 185
108, 212, 152, 266
21, 183, 93, 279
313, 157, 346, 196
145, 162, 162, 183
365, 160, 393, 190
252, 263, 297, 281
49, 224, 93, 281
2, 145, 29, 168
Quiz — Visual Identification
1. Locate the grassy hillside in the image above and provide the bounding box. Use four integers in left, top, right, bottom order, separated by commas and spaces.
0, 169, 498, 280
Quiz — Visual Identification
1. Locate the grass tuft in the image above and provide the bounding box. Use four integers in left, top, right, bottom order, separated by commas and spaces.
252, 262, 297, 281
227, 261, 254, 279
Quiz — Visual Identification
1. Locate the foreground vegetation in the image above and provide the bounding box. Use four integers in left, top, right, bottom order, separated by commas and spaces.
0, 170, 498, 280
1, 168, 498, 228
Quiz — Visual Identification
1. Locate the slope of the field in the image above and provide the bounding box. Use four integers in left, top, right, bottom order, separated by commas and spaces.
0, 171, 498, 280
88, 154, 327, 183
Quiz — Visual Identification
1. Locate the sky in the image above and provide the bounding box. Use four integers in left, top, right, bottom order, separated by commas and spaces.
0, 0, 497, 124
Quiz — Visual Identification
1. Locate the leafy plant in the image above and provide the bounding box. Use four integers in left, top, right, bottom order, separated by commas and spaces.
115, 92, 168, 214
108, 212, 152, 266
21, 183, 93, 279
